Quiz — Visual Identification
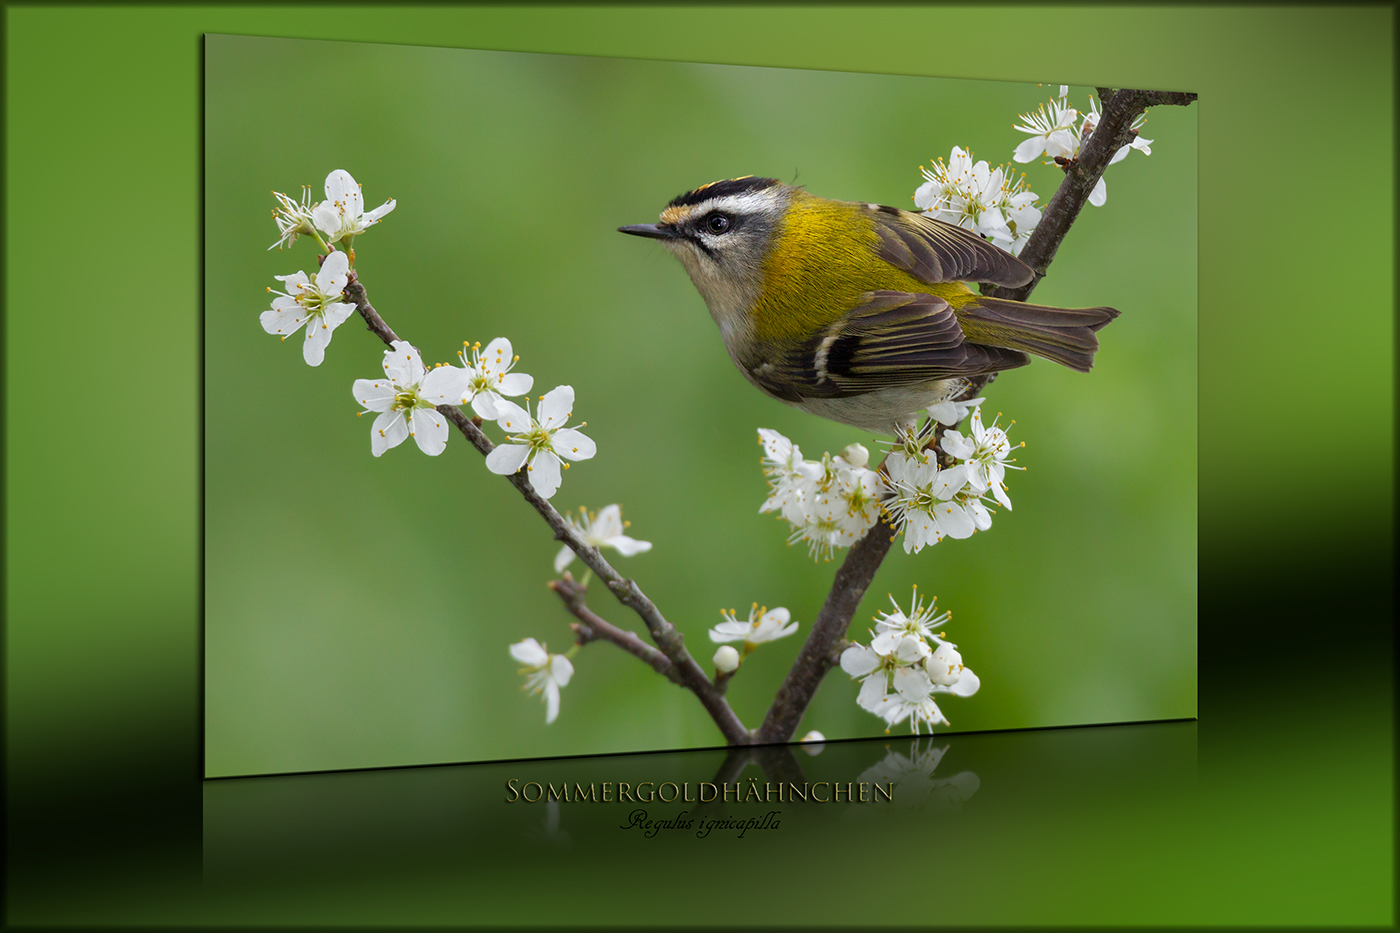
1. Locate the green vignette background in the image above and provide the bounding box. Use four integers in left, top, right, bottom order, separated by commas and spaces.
204, 36, 1195, 776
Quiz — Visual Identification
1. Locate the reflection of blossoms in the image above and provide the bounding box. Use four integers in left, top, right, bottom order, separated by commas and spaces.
554, 504, 651, 573
261, 250, 356, 366
510, 637, 574, 724
855, 740, 981, 810
352, 340, 462, 456
709, 604, 798, 648
485, 386, 596, 499
840, 587, 979, 733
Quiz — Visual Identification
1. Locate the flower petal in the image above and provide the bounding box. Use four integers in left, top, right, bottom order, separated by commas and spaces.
549, 654, 574, 688
543, 680, 560, 724
510, 638, 548, 666
1089, 177, 1107, 207
553, 544, 576, 574
840, 644, 879, 677
528, 451, 563, 498
536, 385, 575, 430
470, 391, 500, 420
315, 250, 350, 293
362, 199, 396, 224
609, 535, 652, 557
935, 503, 976, 539
352, 378, 396, 412
949, 666, 980, 697
495, 372, 532, 397
420, 365, 468, 404
552, 428, 595, 462
408, 408, 448, 456
382, 340, 424, 386
492, 399, 531, 434
323, 169, 363, 219
302, 317, 333, 366
485, 443, 531, 476
856, 673, 889, 712
371, 410, 407, 457
260, 304, 309, 337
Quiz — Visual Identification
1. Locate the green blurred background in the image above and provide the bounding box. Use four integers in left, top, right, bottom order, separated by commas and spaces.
6, 5, 1390, 927
204, 36, 1196, 776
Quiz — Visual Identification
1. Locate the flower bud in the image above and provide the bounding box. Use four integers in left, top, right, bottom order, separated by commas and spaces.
839, 443, 869, 469
713, 645, 740, 673
799, 730, 826, 755
926, 642, 964, 686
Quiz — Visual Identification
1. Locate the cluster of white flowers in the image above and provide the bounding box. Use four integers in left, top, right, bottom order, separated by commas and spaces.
758, 431, 887, 562
348, 337, 595, 495
269, 169, 396, 252
914, 85, 1155, 253
885, 407, 1021, 555
1013, 87, 1153, 207
915, 147, 1042, 257
509, 638, 575, 724
260, 171, 598, 497
757, 403, 1018, 559
840, 587, 979, 733
262, 171, 395, 365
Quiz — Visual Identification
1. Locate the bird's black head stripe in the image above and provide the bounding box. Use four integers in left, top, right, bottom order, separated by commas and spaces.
667, 176, 781, 209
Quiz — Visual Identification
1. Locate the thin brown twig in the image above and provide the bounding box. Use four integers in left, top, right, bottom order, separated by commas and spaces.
342, 269, 752, 745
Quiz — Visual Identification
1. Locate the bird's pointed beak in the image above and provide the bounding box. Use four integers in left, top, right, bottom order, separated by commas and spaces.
617, 223, 676, 240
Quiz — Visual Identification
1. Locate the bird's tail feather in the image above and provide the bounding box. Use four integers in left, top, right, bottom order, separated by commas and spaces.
959, 298, 1119, 373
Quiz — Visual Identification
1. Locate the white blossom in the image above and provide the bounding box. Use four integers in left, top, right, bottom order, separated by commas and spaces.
1012, 96, 1080, 163
855, 741, 980, 810
260, 250, 356, 366
436, 337, 534, 420
485, 386, 595, 499
312, 169, 396, 245
510, 638, 574, 724
713, 645, 740, 673
915, 147, 1012, 242
842, 588, 980, 734
554, 504, 652, 573
871, 586, 950, 653
709, 604, 798, 647
926, 395, 985, 427
808, 465, 886, 550
268, 186, 317, 250
757, 428, 822, 526
886, 457, 976, 554
352, 340, 462, 456
942, 407, 1021, 509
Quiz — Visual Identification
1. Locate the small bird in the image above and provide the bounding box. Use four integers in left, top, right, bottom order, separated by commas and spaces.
620, 176, 1118, 434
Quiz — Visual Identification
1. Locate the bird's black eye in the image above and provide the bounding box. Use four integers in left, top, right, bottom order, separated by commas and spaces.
705, 212, 731, 234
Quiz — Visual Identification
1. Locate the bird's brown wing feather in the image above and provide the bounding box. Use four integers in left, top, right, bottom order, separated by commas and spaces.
745, 291, 1028, 401
867, 204, 1035, 287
